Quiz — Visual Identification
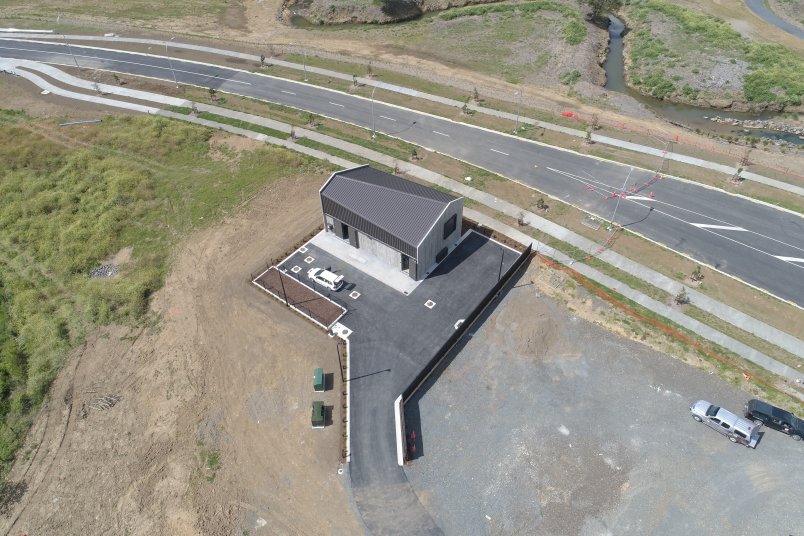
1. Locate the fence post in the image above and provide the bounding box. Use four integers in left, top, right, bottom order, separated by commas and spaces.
278, 270, 290, 307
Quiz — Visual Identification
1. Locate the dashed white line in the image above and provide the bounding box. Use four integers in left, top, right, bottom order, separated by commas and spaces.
329, 101, 345, 107
775, 256, 804, 263
690, 223, 748, 231
433, 131, 450, 137
626, 196, 655, 201
281, 90, 295, 95
379, 115, 396, 121
490, 148, 509, 156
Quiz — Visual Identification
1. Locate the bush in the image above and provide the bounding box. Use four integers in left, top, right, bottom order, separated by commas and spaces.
560, 70, 582, 86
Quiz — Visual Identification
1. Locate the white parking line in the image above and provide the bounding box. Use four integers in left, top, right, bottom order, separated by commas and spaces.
281, 90, 295, 95
490, 148, 509, 156
433, 131, 450, 137
691, 223, 748, 231
379, 115, 396, 121
329, 101, 344, 107
775, 256, 804, 263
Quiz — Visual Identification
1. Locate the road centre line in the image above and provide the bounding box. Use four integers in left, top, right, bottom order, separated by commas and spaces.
548, 166, 804, 253
691, 223, 748, 231
281, 90, 295, 95
490, 148, 509, 156
625, 198, 804, 269
0, 44, 253, 85
379, 115, 396, 121
329, 101, 344, 107
433, 130, 450, 137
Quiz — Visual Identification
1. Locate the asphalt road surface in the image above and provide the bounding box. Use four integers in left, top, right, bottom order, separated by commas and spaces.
2, 39, 803, 306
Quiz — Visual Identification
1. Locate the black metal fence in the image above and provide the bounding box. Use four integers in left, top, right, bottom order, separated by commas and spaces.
403, 244, 533, 401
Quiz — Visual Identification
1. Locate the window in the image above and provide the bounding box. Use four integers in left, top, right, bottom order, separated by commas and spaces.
734, 430, 747, 439
720, 421, 731, 429
443, 214, 457, 239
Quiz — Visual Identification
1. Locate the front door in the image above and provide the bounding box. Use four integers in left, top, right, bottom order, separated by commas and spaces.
401, 254, 410, 273
340, 222, 349, 240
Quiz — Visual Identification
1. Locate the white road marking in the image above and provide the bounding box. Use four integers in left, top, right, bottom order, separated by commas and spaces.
490, 148, 509, 156
329, 101, 344, 107
379, 115, 396, 121
281, 90, 295, 95
626, 196, 654, 201
691, 223, 748, 231
433, 130, 450, 137
0, 44, 253, 85
775, 256, 804, 263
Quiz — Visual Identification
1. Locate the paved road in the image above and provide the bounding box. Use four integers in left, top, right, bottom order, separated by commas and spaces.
745, 0, 804, 39
280, 233, 520, 534
2, 39, 803, 306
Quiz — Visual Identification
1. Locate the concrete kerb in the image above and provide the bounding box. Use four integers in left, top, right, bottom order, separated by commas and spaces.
13, 59, 802, 379
4, 34, 801, 193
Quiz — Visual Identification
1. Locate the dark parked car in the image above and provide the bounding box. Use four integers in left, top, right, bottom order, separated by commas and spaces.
744, 399, 803, 441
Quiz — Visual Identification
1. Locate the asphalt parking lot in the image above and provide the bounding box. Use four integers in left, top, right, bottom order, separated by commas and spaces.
280, 230, 523, 535
404, 269, 804, 536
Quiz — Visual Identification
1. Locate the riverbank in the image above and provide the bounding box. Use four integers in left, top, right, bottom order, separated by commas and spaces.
283, 0, 505, 25
619, 0, 804, 114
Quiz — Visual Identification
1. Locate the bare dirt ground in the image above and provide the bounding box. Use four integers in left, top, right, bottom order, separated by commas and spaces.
0, 134, 361, 534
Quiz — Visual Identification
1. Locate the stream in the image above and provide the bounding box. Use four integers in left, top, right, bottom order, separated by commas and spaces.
605, 15, 803, 146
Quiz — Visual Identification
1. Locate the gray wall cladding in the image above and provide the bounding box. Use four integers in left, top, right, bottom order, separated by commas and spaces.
320, 166, 459, 260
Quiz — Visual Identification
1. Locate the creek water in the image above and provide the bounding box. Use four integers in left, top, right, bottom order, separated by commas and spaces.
605, 15, 802, 145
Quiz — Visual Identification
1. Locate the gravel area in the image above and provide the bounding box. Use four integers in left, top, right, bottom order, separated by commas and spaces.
404, 266, 804, 535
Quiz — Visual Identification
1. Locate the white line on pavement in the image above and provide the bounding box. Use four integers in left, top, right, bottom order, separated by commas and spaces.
490, 149, 509, 156
281, 90, 295, 95
775, 256, 804, 263
625, 196, 654, 201
0, 44, 253, 85
433, 131, 450, 137
379, 115, 396, 121
329, 101, 344, 107
691, 223, 748, 231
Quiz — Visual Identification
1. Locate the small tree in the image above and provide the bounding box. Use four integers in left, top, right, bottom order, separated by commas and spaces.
352, 74, 358, 87
112, 73, 123, 86
92, 82, 102, 95
367, 61, 373, 78
190, 102, 199, 116
260, 54, 266, 66
536, 197, 548, 211
591, 114, 600, 130
473, 87, 479, 102
208, 87, 217, 102
691, 265, 704, 282
517, 211, 528, 226
411, 148, 418, 161
674, 288, 689, 305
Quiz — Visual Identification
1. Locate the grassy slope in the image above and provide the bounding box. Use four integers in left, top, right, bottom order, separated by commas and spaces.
0, 111, 332, 477
623, 0, 804, 106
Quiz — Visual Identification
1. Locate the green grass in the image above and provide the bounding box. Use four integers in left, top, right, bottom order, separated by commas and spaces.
625, 0, 804, 105
196, 112, 288, 139
439, 0, 587, 45
6, 0, 229, 21
0, 113, 330, 479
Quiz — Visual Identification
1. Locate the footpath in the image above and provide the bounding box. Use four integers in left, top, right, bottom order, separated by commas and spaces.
2, 58, 802, 389
2, 32, 803, 196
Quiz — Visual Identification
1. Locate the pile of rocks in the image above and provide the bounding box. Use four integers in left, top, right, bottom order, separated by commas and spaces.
90, 264, 120, 279
705, 116, 804, 137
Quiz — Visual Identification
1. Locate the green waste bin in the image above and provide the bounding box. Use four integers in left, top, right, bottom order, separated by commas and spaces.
314, 367, 324, 392
311, 401, 325, 428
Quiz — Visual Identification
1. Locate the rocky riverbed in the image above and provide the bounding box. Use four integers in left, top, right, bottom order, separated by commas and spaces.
705, 116, 804, 137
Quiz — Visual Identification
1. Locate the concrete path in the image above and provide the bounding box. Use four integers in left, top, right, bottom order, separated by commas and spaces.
2, 33, 801, 195
4, 59, 802, 382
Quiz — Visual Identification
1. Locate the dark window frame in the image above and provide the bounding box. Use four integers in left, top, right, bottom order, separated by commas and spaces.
443, 214, 457, 239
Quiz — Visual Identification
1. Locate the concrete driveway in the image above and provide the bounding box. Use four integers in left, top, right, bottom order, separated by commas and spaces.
404, 267, 804, 535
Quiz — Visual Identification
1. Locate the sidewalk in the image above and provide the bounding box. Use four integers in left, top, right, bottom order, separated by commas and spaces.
3, 58, 802, 385
3, 33, 802, 195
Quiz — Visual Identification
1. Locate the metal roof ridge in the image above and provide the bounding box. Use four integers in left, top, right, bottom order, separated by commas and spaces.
333, 174, 455, 206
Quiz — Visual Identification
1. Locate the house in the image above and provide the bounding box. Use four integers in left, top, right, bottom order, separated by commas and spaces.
319, 166, 464, 281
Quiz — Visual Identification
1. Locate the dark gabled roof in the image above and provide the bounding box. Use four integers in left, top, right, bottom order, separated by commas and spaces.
320, 166, 459, 259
